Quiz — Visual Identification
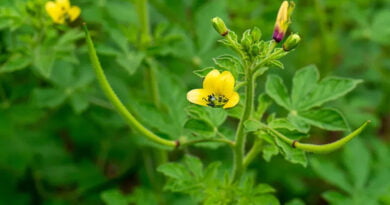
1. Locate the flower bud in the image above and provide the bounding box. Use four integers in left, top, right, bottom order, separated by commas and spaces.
283, 33, 301, 51
212, 17, 229, 36
273, 1, 295, 42
251, 27, 262, 42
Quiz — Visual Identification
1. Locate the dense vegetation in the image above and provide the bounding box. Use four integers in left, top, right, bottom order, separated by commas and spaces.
0, 0, 389, 204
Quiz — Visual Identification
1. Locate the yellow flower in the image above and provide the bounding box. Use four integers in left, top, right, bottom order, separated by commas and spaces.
273, 1, 295, 42
187, 69, 239, 109
45, 0, 81, 24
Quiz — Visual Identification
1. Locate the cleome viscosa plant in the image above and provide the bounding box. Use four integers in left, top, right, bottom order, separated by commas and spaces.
84, 1, 369, 203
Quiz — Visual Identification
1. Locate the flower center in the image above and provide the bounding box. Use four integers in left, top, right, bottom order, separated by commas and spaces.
203, 93, 229, 108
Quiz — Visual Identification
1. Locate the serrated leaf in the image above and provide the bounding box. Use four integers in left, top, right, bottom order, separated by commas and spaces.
291, 65, 319, 109
115, 52, 144, 75
274, 137, 307, 167
157, 162, 189, 180
244, 119, 262, 133
342, 138, 371, 189
268, 118, 297, 131
311, 158, 352, 192
298, 108, 349, 131
193, 67, 215, 78
213, 54, 242, 77
265, 75, 291, 110
254, 93, 272, 119
287, 114, 311, 133
184, 155, 204, 179
298, 77, 362, 111
262, 144, 279, 162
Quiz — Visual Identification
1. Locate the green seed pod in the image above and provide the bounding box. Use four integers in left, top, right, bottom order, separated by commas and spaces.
283, 33, 301, 51
211, 17, 229, 36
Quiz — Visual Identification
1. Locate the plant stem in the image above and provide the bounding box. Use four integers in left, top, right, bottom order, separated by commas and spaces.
84, 24, 177, 148
136, 0, 151, 48
180, 138, 235, 147
243, 138, 263, 168
145, 58, 162, 109
232, 67, 255, 182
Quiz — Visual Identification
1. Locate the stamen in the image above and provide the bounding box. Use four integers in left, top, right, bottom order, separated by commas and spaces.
204, 93, 229, 108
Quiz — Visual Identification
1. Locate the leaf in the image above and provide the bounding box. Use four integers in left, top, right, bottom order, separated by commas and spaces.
342, 138, 371, 189
268, 60, 284, 69
268, 118, 297, 131
244, 119, 262, 133
265, 75, 291, 110
157, 162, 189, 180
287, 114, 311, 133
322, 191, 351, 205
183, 155, 204, 179
193, 67, 216, 78
101, 189, 128, 205
291, 65, 319, 109
33, 88, 67, 108
0, 53, 31, 73
262, 143, 279, 162
213, 54, 243, 77
297, 108, 349, 131
254, 93, 272, 119
311, 158, 352, 193
371, 10, 390, 45
274, 137, 307, 167
285, 199, 306, 205
184, 119, 215, 137
115, 52, 145, 75
298, 77, 362, 111
69, 91, 89, 114
33, 45, 56, 78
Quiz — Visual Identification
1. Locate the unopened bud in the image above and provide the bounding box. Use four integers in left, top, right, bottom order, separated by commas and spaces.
251, 27, 262, 42
283, 33, 301, 51
273, 1, 295, 42
212, 17, 229, 36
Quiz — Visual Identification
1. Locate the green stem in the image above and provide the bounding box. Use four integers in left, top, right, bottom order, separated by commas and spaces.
180, 138, 235, 147
266, 120, 370, 154
232, 67, 255, 182
243, 138, 263, 168
135, 0, 151, 48
83, 24, 176, 148
145, 58, 162, 109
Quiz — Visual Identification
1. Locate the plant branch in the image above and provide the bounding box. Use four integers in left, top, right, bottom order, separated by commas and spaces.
83, 24, 177, 148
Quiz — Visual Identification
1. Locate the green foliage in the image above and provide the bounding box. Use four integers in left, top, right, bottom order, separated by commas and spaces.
266, 65, 360, 132
0, 0, 388, 204
158, 155, 280, 205
311, 138, 390, 205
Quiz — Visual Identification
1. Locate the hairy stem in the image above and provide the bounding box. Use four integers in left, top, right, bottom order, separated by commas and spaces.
232, 67, 255, 182
243, 138, 263, 168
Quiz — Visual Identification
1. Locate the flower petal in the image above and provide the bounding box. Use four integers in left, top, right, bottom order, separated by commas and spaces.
56, 0, 70, 10
203, 69, 220, 91
187, 89, 209, 107
223, 91, 239, 109
45, 1, 64, 24
215, 71, 235, 96
68, 6, 81, 21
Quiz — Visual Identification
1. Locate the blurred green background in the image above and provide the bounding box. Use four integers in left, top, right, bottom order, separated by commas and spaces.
0, 0, 389, 204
